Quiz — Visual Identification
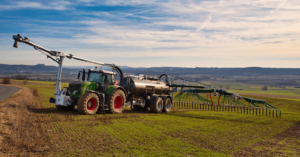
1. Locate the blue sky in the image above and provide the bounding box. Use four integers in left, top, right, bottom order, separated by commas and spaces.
0, 0, 299, 68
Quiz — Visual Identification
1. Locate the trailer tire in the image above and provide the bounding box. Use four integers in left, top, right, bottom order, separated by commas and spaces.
163, 97, 171, 113
106, 89, 126, 114
150, 97, 163, 113
77, 92, 100, 115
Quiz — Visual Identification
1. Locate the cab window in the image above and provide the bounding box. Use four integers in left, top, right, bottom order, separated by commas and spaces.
88, 72, 102, 82
107, 74, 112, 83
102, 74, 115, 83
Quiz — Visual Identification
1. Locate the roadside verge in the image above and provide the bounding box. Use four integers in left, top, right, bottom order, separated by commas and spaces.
0, 86, 48, 156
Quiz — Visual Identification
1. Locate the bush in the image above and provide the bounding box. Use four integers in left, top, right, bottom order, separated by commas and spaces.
225, 85, 230, 90
1, 77, 11, 84
219, 85, 223, 88
261, 85, 268, 91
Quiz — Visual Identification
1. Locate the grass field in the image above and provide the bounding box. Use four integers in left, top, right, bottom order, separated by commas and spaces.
207, 82, 300, 98
13, 80, 300, 156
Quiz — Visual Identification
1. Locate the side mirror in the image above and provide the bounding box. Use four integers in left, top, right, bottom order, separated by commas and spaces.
78, 72, 81, 79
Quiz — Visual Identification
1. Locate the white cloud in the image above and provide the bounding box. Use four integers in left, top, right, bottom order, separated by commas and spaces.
1, 0, 300, 67
0, 1, 72, 10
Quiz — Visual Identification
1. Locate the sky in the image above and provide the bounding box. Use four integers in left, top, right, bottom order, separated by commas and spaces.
0, 0, 299, 68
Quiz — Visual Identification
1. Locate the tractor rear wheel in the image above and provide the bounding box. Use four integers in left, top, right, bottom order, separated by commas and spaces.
150, 97, 163, 113
163, 97, 171, 113
106, 89, 126, 114
77, 92, 100, 115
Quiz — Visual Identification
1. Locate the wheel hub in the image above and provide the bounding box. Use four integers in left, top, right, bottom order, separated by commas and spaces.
87, 98, 96, 111
158, 101, 162, 110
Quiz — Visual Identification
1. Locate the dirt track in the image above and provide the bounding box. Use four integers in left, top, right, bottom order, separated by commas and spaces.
0, 86, 48, 156
0, 85, 19, 102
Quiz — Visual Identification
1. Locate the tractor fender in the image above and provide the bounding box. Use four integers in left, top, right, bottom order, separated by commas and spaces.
105, 85, 127, 96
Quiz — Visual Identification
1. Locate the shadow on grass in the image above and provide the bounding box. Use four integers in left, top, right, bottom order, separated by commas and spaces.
27, 106, 164, 116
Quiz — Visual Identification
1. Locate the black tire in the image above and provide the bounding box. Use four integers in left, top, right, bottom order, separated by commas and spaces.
77, 92, 100, 115
150, 97, 163, 113
106, 89, 126, 114
55, 105, 75, 111
163, 97, 171, 113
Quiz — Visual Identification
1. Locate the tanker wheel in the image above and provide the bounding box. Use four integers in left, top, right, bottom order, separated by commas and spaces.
163, 97, 171, 113
106, 89, 126, 114
77, 92, 100, 115
150, 97, 163, 113
55, 105, 75, 111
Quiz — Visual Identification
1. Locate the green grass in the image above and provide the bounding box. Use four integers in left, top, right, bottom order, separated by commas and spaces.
278, 98, 300, 102
205, 82, 300, 97
16, 81, 300, 156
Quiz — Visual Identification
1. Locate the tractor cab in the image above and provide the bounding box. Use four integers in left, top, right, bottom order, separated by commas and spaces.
87, 69, 117, 92
88, 69, 117, 85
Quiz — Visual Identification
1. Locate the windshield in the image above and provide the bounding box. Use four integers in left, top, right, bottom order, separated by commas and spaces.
88, 72, 102, 82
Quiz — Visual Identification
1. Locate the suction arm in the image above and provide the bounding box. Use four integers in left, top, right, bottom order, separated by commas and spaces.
12, 34, 116, 68
13, 34, 124, 89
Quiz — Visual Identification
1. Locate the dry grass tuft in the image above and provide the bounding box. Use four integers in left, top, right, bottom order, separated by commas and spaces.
0, 86, 48, 156
32, 88, 39, 97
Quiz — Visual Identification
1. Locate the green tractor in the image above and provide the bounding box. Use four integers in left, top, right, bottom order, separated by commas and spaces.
62, 67, 126, 114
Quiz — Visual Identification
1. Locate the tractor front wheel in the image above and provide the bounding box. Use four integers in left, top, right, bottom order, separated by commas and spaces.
106, 89, 126, 114
78, 92, 100, 115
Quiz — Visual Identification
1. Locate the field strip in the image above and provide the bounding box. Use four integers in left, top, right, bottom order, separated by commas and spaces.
238, 93, 300, 99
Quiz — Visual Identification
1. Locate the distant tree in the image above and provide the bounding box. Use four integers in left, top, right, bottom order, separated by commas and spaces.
219, 85, 223, 88
23, 78, 28, 85
261, 85, 268, 91
225, 85, 230, 90
1, 77, 11, 84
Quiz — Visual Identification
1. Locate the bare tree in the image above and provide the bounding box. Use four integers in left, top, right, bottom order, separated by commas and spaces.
225, 85, 230, 90
1, 77, 11, 84
23, 78, 28, 85
261, 85, 268, 91
219, 85, 223, 88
